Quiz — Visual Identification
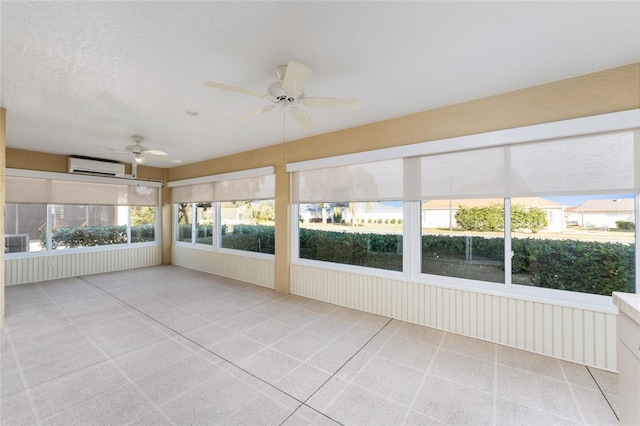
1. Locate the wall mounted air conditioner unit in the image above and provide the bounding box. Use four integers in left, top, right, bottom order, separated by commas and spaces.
68, 157, 125, 178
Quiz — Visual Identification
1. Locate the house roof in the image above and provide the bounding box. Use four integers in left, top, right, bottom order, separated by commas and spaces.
574, 198, 634, 212
421, 197, 565, 210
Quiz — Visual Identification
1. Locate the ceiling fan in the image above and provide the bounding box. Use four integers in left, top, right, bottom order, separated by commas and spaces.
205, 61, 360, 128
104, 135, 181, 165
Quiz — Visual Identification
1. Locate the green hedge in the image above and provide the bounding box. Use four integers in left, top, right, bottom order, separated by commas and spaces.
131, 224, 155, 243
421, 234, 634, 295
222, 224, 275, 254
299, 228, 403, 271
42, 224, 156, 248
45, 225, 127, 249
44, 223, 633, 295
511, 238, 634, 295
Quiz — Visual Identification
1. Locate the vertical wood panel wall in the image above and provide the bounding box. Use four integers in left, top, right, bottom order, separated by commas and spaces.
291, 264, 618, 371
172, 246, 274, 289
5, 245, 162, 286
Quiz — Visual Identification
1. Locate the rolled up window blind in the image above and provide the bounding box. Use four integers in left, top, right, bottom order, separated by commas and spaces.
6, 176, 159, 206
170, 173, 275, 203
292, 158, 404, 203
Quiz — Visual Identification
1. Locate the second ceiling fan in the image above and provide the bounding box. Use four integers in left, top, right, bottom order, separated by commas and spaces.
205, 61, 360, 128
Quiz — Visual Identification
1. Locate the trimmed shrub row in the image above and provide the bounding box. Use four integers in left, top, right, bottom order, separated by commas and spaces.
422, 234, 634, 295
43, 224, 156, 249
221, 224, 275, 254
46, 224, 634, 295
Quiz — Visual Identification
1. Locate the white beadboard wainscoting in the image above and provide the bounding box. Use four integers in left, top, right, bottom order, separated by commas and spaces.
291, 263, 618, 372
172, 245, 274, 289
5, 245, 161, 286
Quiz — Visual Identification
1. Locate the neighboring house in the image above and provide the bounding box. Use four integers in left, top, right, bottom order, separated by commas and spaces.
572, 198, 634, 228
421, 197, 566, 232
344, 202, 403, 224
299, 204, 333, 223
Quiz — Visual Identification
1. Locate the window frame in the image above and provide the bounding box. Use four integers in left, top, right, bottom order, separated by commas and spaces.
172, 201, 275, 260
288, 110, 640, 307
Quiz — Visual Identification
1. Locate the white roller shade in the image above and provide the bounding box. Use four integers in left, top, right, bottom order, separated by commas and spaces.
5, 176, 50, 203
214, 174, 275, 201
171, 183, 215, 203
420, 147, 506, 199
6, 175, 159, 206
169, 168, 275, 203
292, 158, 403, 203
509, 132, 635, 196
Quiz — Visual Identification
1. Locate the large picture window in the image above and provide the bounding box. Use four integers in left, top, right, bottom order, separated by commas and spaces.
511, 195, 635, 295
4, 171, 161, 254
169, 167, 276, 255
421, 199, 505, 283
288, 115, 640, 299
221, 200, 275, 254
299, 202, 403, 271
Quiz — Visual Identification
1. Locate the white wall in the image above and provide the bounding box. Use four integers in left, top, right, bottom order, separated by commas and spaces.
5, 245, 162, 285
291, 263, 618, 372
172, 245, 274, 289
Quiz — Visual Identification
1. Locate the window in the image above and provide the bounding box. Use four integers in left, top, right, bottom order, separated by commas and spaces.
196, 203, 214, 245
221, 200, 275, 254
291, 159, 405, 272
169, 167, 276, 254
49, 205, 125, 249
130, 206, 156, 243
287, 112, 640, 298
299, 202, 403, 271
4, 170, 161, 253
4, 204, 47, 253
421, 199, 505, 283
512, 195, 635, 295
176, 203, 194, 243
5, 204, 157, 252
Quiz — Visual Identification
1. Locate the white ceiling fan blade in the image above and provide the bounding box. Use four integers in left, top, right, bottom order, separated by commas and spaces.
238, 105, 277, 122
304, 97, 360, 110
204, 82, 268, 99
288, 106, 315, 129
282, 61, 311, 97
146, 156, 182, 164
143, 149, 168, 156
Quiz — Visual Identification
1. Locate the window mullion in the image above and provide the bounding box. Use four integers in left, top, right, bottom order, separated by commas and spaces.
191, 203, 197, 245
403, 201, 420, 281
504, 198, 512, 288
46, 205, 53, 251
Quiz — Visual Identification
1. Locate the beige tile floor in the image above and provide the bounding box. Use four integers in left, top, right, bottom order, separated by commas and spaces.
1, 265, 619, 425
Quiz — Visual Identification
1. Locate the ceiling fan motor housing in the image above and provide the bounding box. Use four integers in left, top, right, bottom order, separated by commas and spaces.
267, 82, 300, 105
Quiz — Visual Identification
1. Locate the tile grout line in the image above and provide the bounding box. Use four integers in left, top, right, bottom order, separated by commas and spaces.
279, 317, 396, 426
293, 318, 406, 424
558, 360, 589, 425
2, 322, 43, 425
401, 330, 447, 425
586, 366, 619, 421
81, 276, 342, 426
33, 278, 177, 425
492, 343, 498, 426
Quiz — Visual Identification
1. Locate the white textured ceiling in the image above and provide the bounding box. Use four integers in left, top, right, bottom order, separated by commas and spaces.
2, 1, 640, 167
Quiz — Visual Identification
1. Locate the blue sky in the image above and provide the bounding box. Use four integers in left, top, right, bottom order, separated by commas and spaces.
545, 194, 633, 207
383, 194, 635, 208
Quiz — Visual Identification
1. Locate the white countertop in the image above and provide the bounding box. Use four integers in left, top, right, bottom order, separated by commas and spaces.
613, 292, 640, 325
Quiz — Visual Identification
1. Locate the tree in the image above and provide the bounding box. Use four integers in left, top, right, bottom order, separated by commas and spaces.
455, 204, 504, 232
456, 203, 549, 233
130, 206, 155, 226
